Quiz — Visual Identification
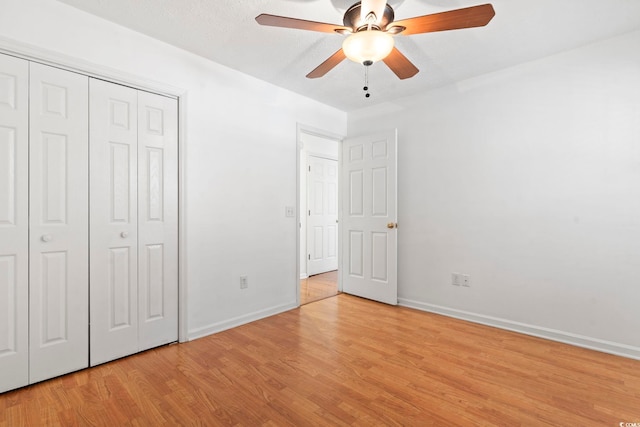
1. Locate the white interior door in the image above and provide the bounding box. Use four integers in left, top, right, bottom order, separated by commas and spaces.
0, 53, 29, 393
89, 79, 139, 365
307, 155, 338, 276
341, 130, 397, 305
29, 63, 89, 382
137, 90, 178, 351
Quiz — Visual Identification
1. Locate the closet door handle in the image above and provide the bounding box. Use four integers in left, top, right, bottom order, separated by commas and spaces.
41, 234, 52, 242
120, 232, 129, 238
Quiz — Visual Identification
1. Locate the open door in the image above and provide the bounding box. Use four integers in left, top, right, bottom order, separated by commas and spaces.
307, 155, 339, 276
341, 130, 397, 305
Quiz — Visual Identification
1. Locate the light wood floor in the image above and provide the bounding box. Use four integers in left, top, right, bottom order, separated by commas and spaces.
300, 270, 338, 305
2, 294, 639, 426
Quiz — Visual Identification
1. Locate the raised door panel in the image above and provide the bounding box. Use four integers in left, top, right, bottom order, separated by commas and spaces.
0, 53, 28, 394
89, 78, 139, 366
137, 90, 178, 351
29, 62, 89, 383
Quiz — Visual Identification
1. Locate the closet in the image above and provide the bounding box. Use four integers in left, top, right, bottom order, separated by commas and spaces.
89, 79, 178, 366
0, 53, 178, 394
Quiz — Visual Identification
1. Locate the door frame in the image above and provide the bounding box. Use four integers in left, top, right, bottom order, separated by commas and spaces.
0, 36, 189, 343
296, 124, 344, 307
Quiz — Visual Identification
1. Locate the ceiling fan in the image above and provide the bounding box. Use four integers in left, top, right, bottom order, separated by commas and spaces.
256, 0, 495, 80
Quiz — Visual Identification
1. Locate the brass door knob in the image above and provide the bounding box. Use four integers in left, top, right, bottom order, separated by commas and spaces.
387, 222, 397, 229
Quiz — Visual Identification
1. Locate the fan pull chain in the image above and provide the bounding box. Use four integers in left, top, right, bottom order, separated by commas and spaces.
363, 65, 370, 98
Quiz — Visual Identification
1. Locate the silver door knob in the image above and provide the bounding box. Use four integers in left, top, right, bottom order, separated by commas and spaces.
120, 232, 129, 238
41, 234, 52, 242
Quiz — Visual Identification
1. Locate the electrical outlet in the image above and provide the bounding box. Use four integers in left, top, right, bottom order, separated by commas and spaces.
240, 275, 248, 289
452, 273, 461, 286
285, 206, 295, 217
462, 274, 470, 287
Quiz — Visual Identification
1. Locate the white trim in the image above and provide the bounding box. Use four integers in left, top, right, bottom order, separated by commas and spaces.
0, 35, 183, 98
296, 125, 303, 307
297, 124, 343, 142
177, 94, 189, 343
0, 35, 190, 345
187, 302, 298, 341
398, 298, 640, 361
307, 151, 338, 162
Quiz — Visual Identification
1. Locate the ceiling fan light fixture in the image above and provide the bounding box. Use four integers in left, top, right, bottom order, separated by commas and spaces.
360, 0, 388, 25
342, 30, 394, 65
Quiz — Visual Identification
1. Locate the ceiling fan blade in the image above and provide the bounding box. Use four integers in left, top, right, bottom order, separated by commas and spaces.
361, 0, 388, 25
256, 14, 348, 33
306, 49, 347, 79
382, 47, 419, 79
391, 4, 495, 35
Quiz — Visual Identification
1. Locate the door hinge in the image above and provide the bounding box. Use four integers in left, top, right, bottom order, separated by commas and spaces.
308, 254, 311, 260
308, 166, 311, 172
308, 210, 311, 216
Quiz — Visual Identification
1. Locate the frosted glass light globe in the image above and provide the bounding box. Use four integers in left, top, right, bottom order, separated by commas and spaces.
342, 30, 394, 64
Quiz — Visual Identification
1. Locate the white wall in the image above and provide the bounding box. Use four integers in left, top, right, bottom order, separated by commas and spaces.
0, 0, 347, 339
299, 132, 340, 279
349, 29, 640, 358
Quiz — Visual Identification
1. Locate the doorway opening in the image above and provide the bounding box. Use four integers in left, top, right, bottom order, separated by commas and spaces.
300, 271, 338, 305
297, 126, 343, 305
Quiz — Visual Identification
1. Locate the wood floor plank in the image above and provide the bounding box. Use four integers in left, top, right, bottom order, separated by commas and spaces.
300, 270, 338, 305
2, 294, 640, 426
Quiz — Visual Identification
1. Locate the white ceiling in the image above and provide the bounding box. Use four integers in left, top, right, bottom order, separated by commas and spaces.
56, 0, 640, 112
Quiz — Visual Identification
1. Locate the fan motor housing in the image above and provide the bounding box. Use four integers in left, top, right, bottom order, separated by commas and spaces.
343, 2, 395, 32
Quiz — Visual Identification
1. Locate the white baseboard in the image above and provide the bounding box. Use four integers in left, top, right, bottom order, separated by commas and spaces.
187, 302, 298, 341
300, 274, 308, 280
398, 298, 640, 361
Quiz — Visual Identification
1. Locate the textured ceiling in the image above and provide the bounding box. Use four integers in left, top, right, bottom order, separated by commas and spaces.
56, 0, 640, 112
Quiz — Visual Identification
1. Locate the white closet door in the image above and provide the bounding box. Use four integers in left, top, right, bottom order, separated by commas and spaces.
0, 53, 29, 393
137, 91, 178, 351
89, 79, 139, 366
29, 63, 89, 383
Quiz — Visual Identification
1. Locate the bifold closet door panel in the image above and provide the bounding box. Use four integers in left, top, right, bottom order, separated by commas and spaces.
29, 63, 89, 383
0, 53, 29, 393
137, 91, 178, 351
89, 79, 139, 366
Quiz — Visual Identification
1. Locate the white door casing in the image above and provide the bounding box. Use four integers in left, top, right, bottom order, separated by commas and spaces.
0, 54, 29, 393
307, 156, 338, 276
89, 79, 139, 365
341, 130, 398, 305
137, 90, 178, 351
29, 63, 89, 382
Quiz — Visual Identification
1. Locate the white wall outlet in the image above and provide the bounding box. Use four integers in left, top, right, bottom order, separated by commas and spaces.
240, 275, 248, 289
452, 273, 461, 286
462, 274, 470, 287
285, 206, 295, 217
